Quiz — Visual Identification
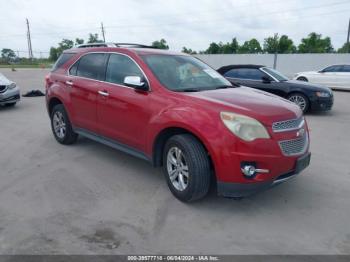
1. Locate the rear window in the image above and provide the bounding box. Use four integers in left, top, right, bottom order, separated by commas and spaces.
51, 53, 75, 72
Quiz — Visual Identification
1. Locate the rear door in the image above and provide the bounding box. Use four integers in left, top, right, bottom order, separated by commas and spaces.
67, 53, 108, 133
96, 53, 151, 151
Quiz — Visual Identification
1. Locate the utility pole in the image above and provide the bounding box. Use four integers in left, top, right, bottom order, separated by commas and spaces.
273, 33, 278, 69
347, 18, 350, 53
101, 22, 106, 43
26, 18, 33, 59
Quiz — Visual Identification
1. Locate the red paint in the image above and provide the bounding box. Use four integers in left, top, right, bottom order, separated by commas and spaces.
46, 47, 310, 185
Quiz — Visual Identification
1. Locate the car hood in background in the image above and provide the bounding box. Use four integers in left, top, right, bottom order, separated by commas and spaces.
0, 73, 13, 86
189, 86, 301, 125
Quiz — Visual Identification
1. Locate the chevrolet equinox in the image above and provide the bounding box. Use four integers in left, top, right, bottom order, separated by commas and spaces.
45, 43, 311, 202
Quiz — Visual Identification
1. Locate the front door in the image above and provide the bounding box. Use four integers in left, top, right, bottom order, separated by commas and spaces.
97, 53, 151, 152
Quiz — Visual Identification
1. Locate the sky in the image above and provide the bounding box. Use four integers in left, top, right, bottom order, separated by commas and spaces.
0, 0, 349, 57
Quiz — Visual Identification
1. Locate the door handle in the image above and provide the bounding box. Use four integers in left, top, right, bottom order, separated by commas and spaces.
98, 90, 109, 97
66, 80, 74, 86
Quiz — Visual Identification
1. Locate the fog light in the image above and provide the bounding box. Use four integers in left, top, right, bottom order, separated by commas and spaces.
241, 162, 270, 178
241, 165, 257, 177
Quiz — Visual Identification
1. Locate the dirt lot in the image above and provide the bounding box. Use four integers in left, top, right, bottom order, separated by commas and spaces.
0, 69, 349, 254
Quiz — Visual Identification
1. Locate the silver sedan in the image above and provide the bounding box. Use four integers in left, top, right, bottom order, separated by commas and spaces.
0, 73, 20, 107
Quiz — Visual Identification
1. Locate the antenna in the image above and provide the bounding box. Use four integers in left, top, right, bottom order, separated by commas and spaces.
26, 18, 33, 59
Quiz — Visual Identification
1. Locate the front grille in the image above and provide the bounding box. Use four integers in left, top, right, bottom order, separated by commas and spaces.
272, 117, 304, 132
0, 85, 7, 93
279, 134, 308, 156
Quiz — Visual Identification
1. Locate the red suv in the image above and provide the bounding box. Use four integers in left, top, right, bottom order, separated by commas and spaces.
46, 43, 311, 202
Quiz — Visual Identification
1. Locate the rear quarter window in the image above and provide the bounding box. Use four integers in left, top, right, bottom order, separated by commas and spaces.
51, 53, 75, 72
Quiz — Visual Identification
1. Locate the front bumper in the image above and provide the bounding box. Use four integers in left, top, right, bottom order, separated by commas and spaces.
310, 95, 333, 111
0, 86, 20, 105
218, 152, 311, 198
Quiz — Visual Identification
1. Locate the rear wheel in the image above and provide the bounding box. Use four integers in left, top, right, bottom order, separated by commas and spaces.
51, 104, 78, 145
163, 134, 211, 202
297, 76, 308, 82
287, 93, 310, 113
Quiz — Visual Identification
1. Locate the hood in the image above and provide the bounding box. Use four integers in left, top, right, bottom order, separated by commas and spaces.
189, 87, 301, 125
0, 73, 12, 85
286, 79, 331, 92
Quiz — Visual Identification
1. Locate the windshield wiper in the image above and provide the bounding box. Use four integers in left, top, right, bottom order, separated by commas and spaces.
176, 88, 201, 92
215, 85, 237, 89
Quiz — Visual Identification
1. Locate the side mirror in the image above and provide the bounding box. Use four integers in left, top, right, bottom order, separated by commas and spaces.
262, 76, 271, 83
124, 76, 149, 91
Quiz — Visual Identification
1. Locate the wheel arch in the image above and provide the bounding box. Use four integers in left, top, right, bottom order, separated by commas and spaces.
48, 97, 64, 116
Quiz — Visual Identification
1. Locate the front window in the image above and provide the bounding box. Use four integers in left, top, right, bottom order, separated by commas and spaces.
262, 67, 289, 81
141, 54, 231, 91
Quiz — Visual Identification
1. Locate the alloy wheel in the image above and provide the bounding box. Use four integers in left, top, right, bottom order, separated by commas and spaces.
52, 111, 66, 139
288, 95, 307, 112
166, 146, 189, 191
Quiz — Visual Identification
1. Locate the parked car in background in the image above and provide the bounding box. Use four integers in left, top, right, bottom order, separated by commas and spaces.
0, 73, 20, 107
217, 64, 333, 113
294, 64, 350, 91
46, 45, 311, 202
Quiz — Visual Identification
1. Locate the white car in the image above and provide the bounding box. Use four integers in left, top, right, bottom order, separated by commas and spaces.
0, 73, 20, 107
294, 64, 350, 91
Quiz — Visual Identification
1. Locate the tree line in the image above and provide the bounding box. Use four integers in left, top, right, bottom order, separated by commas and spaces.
1, 32, 349, 64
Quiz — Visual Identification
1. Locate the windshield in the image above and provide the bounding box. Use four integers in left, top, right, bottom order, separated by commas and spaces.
262, 67, 289, 82
141, 54, 232, 91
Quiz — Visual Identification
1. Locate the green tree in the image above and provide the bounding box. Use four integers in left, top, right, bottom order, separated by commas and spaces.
1, 48, 16, 62
337, 42, 350, 53
75, 38, 84, 45
222, 38, 240, 54
205, 42, 221, 54
238, 38, 262, 53
298, 32, 333, 53
182, 47, 197, 54
49, 47, 59, 61
264, 34, 296, 53
151, 39, 169, 49
88, 33, 103, 43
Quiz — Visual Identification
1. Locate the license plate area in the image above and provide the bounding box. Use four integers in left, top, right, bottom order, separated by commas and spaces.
295, 153, 311, 174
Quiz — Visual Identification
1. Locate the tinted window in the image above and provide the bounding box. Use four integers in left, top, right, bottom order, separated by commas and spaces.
224, 68, 265, 80
52, 53, 75, 71
340, 65, 350, 72
106, 54, 144, 85
69, 60, 79, 76
322, 65, 342, 72
76, 53, 108, 80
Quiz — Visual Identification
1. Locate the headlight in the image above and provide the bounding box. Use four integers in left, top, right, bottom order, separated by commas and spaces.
220, 112, 270, 142
7, 83, 16, 89
316, 91, 330, 98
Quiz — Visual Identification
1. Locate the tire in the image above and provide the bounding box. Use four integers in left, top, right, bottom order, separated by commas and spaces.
297, 76, 308, 82
287, 93, 310, 113
162, 134, 211, 202
4, 103, 16, 107
50, 104, 78, 145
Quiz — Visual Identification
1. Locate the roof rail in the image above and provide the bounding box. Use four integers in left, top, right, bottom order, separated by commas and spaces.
76, 42, 117, 48
76, 42, 156, 49
114, 43, 155, 48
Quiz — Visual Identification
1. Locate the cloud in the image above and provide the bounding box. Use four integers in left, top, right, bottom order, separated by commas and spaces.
0, 0, 349, 56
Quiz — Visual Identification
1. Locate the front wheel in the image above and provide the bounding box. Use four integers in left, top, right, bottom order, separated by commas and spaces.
287, 93, 310, 113
163, 134, 211, 202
